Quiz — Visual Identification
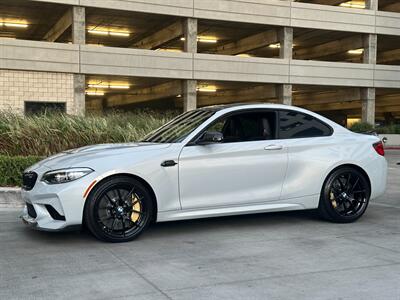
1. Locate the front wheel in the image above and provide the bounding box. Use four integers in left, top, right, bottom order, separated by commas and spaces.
84, 176, 154, 242
318, 167, 371, 223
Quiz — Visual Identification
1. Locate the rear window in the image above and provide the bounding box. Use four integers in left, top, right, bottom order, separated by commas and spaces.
279, 110, 332, 139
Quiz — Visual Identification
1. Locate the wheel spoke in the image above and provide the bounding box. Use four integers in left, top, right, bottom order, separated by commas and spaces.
349, 177, 360, 194
125, 187, 136, 202
353, 189, 366, 194
105, 193, 117, 207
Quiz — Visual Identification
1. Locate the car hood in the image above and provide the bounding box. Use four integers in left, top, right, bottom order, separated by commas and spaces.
31, 142, 171, 170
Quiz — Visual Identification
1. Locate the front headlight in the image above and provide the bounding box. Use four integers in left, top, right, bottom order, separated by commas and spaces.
42, 168, 94, 184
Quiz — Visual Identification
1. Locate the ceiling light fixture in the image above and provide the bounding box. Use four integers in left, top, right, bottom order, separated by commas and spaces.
155, 48, 183, 53
1, 22, 28, 28
339, 1, 365, 9
180, 36, 218, 43
88, 82, 130, 89
86, 90, 105, 96
348, 48, 364, 54
236, 54, 252, 57
197, 85, 217, 93
88, 29, 130, 37
268, 43, 281, 49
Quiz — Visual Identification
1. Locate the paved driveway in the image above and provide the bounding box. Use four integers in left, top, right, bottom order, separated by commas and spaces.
1, 151, 399, 300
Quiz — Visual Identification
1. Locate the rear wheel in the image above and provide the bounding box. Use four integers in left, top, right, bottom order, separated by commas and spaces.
84, 176, 154, 242
318, 167, 370, 223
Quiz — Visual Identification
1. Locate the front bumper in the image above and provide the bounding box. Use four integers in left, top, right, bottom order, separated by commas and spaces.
21, 166, 98, 231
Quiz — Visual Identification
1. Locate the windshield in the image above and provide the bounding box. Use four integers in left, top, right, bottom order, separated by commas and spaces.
142, 110, 215, 143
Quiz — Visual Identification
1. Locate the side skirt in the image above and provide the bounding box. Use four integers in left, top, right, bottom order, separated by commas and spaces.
157, 202, 306, 223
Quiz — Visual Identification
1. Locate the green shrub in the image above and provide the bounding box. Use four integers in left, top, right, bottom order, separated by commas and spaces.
375, 124, 400, 134
0, 155, 43, 187
349, 122, 375, 133
0, 110, 177, 157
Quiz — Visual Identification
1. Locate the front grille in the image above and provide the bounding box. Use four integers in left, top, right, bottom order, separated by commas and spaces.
26, 203, 37, 218
22, 172, 38, 191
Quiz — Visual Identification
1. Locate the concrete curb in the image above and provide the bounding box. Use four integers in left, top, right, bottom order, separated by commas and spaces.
0, 188, 24, 209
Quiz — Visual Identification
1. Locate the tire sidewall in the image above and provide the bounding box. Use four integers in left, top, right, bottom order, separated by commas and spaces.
84, 176, 154, 242
319, 167, 371, 223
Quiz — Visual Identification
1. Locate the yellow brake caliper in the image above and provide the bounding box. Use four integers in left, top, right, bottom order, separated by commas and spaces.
330, 191, 337, 209
131, 194, 142, 223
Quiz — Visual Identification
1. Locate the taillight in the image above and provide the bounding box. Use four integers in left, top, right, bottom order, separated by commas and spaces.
373, 141, 385, 156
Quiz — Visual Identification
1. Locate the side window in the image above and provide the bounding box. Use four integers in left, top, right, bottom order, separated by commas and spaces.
279, 110, 332, 139
205, 111, 276, 143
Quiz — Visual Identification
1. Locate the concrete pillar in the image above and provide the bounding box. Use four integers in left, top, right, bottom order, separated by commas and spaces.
183, 80, 197, 112
183, 18, 198, 111
365, 0, 378, 10
73, 74, 86, 116
361, 88, 375, 125
277, 84, 292, 106
363, 34, 377, 65
279, 27, 293, 59
278, 27, 293, 105
361, 32, 377, 125
72, 7, 85, 44
183, 18, 197, 53
72, 6, 86, 116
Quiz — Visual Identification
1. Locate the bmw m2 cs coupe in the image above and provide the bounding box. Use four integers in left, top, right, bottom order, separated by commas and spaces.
21, 104, 387, 242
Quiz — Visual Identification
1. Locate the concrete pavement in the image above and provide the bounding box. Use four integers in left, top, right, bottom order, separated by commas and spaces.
0, 151, 399, 300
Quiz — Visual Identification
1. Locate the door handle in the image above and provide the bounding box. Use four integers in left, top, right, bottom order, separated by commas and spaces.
161, 160, 178, 167
264, 145, 283, 151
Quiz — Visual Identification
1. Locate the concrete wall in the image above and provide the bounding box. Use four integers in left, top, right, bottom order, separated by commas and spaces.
0, 70, 74, 114
30, 0, 400, 36
1, 39, 399, 89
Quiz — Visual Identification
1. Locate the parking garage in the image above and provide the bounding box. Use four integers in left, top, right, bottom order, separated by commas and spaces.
0, 0, 399, 126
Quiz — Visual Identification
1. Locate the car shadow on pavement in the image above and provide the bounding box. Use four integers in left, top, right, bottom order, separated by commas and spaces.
19, 209, 322, 244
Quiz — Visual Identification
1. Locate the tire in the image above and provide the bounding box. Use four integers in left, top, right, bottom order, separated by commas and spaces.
318, 167, 371, 223
84, 176, 154, 242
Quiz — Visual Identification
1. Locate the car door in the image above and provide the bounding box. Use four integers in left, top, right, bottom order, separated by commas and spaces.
277, 109, 337, 200
178, 110, 288, 210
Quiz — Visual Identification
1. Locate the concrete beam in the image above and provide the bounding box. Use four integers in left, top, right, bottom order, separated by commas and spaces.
378, 48, 400, 64
382, 2, 400, 11
72, 6, 85, 45
132, 20, 183, 50
279, 27, 293, 59
198, 85, 276, 106
214, 30, 278, 55
43, 9, 72, 42
107, 81, 182, 107
294, 88, 360, 106
301, 93, 400, 112
295, 35, 363, 60
361, 87, 376, 124
305, 0, 344, 4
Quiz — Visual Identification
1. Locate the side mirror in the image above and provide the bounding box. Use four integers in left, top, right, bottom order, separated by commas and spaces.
382, 137, 388, 144
197, 131, 224, 145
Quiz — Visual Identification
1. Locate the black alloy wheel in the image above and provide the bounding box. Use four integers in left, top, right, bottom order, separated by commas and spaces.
318, 167, 370, 223
84, 176, 154, 242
